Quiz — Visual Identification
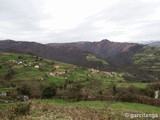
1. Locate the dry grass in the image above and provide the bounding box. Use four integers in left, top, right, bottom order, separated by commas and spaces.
0, 101, 127, 120
1, 100, 159, 120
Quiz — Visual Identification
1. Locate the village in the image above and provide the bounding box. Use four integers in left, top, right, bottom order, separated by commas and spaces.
0, 56, 124, 101
7, 57, 119, 80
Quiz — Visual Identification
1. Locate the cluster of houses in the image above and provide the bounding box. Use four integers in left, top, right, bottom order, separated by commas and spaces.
36, 77, 44, 81
0, 92, 7, 97
9, 59, 42, 69
8, 59, 70, 79
9, 59, 120, 78
88, 68, 117, 77
88, 68, 99, 74
102, 71, 117, 77
46, 71, 66, 77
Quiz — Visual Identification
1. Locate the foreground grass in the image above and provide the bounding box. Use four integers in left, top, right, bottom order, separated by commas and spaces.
38, 99, 160, 114
1, 99, 160, 120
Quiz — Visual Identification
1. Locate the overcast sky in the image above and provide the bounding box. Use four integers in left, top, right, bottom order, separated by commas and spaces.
0, 0, 160, 43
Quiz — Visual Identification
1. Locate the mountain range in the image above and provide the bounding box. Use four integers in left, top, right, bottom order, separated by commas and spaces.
47, 39, 144, 66
0, 39, 143, 66
1, 39, 159, 67
0, 39, 160, 82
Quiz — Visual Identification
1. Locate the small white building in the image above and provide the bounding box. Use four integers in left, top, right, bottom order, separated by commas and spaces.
155, 90, 159, 99
34, 65, 40, 69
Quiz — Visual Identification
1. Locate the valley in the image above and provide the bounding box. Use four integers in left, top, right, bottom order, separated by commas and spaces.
0, 40, 160, 119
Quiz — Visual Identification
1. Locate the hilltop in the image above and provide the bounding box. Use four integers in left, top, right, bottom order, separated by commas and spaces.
47, 39, 143, 66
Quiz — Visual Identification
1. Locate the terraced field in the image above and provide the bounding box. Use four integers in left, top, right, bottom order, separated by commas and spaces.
133, 46, 160, 72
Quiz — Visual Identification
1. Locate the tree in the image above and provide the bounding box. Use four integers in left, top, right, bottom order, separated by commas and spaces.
42, 84, 57, 98
4, 68, 15, 80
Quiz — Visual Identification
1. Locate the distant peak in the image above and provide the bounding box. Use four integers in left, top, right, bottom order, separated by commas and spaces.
0, 39, 16, 42
100, 39, 111, 42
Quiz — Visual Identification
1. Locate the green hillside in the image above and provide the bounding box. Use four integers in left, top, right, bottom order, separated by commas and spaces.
131, 46, 160, 82
133, 46, 160, 68
86, 54, 108, 65
0, 52, 160, 119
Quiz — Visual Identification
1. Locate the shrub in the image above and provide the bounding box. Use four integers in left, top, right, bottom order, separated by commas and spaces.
127, 85, 141, 94
4, 68, 15, 80
115, 90, 135, 102
115, 89, 160, 107
17, 84, 31, 96
39, 66, 44, 71
18, 56, 23, 59
109, 82, 117, 95
17, 81, 57, 98
61, 84, 84, 101
17, 81, 46, 98
42, 84, 57, 98
7, 102, 31, 119
147, 82, 160, 91
0, 78, 9, 87
0, 65, 2, 69
140, 88, 154, 98
13, 102, 31, 116
142, 82, 160, 98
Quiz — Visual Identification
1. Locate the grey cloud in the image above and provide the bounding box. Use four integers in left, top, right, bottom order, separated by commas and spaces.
50, 0, 160, 43
91, 0, 159, 23
44, 21, 107, 43
0, 0, 52, 42
0, 0, 160, 43
0, 0, 48, 33
131, 22, 160, 41
81, 0, 160, 42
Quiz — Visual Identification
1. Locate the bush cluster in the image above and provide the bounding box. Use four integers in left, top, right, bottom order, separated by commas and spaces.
109, 84, 160, 107
6, 102, 31, 119
13, 102, 31, 115
17, 81, 57, 99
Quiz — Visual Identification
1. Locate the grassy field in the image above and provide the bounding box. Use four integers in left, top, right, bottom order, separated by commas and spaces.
133, 46, 160, 71
86, 54, 108, 65
0, 52, 151, 88
117, 82, 148, 88
38, 98, 160, 113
